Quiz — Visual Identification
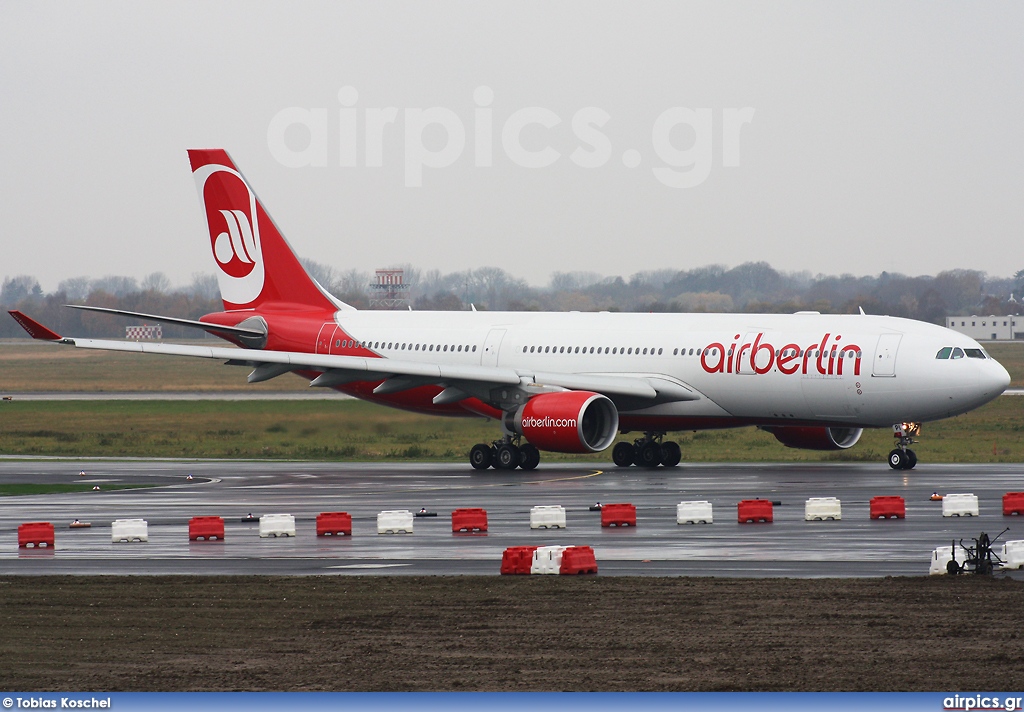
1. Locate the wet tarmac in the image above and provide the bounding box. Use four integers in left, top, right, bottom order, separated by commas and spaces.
1, 459, 1023, 577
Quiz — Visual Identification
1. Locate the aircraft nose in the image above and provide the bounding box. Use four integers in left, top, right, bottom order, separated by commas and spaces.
985, 361, 1011, 395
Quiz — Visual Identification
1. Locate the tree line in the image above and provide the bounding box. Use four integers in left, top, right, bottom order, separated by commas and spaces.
2, 263, 1021, 339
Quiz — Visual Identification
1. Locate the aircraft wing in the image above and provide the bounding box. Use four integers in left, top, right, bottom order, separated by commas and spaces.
8, 310, 700, 405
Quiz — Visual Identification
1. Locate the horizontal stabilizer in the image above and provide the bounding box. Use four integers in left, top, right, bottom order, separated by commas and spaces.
66, 305, 266, 338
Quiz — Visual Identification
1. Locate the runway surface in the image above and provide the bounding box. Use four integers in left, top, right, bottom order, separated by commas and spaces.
2, 391, 345, 400
1, 459, 1023, 577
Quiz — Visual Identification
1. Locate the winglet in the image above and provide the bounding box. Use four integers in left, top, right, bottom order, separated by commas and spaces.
8, 311, 63, 341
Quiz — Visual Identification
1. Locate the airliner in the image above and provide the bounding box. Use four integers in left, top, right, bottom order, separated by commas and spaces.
8, 149, 1011, 471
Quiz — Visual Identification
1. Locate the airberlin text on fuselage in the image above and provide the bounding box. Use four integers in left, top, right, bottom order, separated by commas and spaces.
700, 332, 862, 376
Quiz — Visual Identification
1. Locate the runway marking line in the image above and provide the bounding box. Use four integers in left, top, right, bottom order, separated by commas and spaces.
304, 469, 606, 498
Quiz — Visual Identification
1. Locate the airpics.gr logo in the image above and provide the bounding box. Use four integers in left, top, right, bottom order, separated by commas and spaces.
192, 164, 266, 306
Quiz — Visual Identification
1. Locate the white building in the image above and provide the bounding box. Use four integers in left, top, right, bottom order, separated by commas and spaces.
945, 315, 1021, 341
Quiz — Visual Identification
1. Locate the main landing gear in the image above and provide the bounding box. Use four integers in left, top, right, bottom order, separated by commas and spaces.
469, 436, 541, 471
612, 432, 681, 468
888, 422, 920, 470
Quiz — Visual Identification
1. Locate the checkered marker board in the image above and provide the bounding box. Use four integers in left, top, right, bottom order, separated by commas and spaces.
125, 325, 162, 340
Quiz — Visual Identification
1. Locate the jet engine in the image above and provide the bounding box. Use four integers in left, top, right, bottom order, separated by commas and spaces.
763, 426, 863, 451
505, 391, 619, 453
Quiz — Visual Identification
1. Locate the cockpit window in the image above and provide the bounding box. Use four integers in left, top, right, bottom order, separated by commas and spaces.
964, 348, 986, 359
951, 347, 965, 360
936, 347, 952, 360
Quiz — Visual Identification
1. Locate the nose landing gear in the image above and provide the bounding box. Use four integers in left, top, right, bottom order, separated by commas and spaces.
888, 422, 920, 470
612, 432, 681, 468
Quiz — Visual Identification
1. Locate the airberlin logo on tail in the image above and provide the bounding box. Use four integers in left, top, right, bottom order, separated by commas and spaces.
701, 333, 862, 377
193, 164, 266, 306
213, 209, 258, 277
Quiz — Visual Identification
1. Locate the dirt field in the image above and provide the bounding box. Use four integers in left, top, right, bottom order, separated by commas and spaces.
1, 575, 1022, 691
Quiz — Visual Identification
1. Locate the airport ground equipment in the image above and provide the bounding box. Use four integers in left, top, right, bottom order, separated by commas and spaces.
804, 497, 842, 521
677, 500, 713, 524
530, 505, 567, 529
259, 513, 296, 538
944, 529, 1008, 575
189, 516, 225, 541
942, 493, 979, 517
738, 499, 773, 523
452, 508, 488, 533
69, 520, 91, 529
111, 518, 148, 543
1003, 492, 1024, 516
1002, 540, 1024, 569
500, 546, 540, 574
316, 512, 352, 536
601, 503, 636, 527
18, 522, 54, 548
377, 510, 414, 534
870, 496, 906, 519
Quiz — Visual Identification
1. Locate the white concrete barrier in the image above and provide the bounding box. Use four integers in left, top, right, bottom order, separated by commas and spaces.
805, 497, 842, 521
111, 518, 148, 543
1002, 540, 1024, 570
377, 510, 414, 534
259, 513, 296, 538
676, 501, 713, 525
942, 493, 979, 517
531, 545, 568, 574
530, 505, 567, 529
929, 544, 967, 575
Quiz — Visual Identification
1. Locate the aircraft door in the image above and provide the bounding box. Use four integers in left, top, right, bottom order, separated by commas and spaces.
316, 322, 336, 355
734, 332, 767, 374
872, 334, 902, 377
481, 328, 506, 367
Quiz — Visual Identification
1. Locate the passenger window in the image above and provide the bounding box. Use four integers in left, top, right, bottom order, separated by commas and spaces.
472, 345, 476, 352
936, 347, 952, 359
965, 348, 986, 359
951, 347, 965, 359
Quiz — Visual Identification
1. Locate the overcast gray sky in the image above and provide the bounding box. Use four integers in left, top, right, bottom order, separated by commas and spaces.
2, 1, 1022, 291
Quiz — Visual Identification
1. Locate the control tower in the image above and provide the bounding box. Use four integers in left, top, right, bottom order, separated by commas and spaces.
368, 268, 410, 309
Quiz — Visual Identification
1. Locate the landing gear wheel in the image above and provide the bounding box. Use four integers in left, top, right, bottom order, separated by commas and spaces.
637, 441, 663, 468
888, 449, 905, 469
519, 444, 540, 471
469, 443, 492, 470
612, 442, 635, 467
495, 443, 520, 470
660, 441, 681, 467
904, 449, 917, 469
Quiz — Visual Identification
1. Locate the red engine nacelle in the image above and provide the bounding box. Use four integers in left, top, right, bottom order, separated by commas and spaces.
763, 426, 863, 451
505, 391, 619, 453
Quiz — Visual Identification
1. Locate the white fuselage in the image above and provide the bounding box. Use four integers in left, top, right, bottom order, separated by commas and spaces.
329, 309, 1009, 430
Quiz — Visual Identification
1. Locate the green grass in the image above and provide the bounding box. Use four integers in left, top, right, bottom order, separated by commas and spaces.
1, 397, 1022, 463
0, 483, 154, 496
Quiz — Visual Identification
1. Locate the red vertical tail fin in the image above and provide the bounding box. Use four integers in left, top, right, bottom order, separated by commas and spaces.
188, 149, 349, 312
